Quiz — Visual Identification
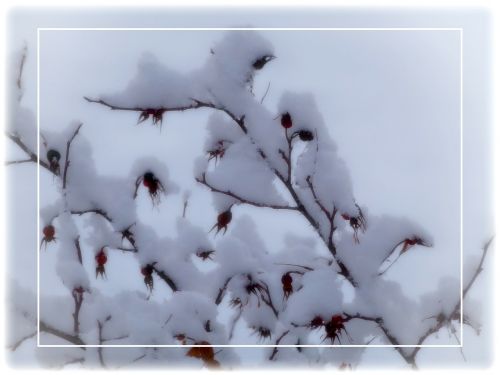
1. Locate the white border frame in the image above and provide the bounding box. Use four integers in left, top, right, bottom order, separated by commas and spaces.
36, 27, 463, 348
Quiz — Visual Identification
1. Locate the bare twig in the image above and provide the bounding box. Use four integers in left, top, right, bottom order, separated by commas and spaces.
130, 353, 147, 364
62, 123, 83, 189
228, 307, 243, 341
60, 357, 85, 368
39, 321, 86, 347
459, 236, 494, 302
5, 131, 52, 172
9, 331, 37, 351
344, 313, 382, 324
103, 334, 129, 342
152, 266, 178, 292
306, 175, 333, 221
182, 199, 189, 218
16, 45, 27, 95
5, 159, 33, 166
269, 330, 290, 360
260, 281, 279, 318
87, 95, 357, 287
215, 276, 233, 305
197, 173, 298, 211
408, 236, 494, 363
260, 81, 271, 104
74, 237, 83, 265
97, 320, 107, 368
110, 246, 138, 253
274, 262, 314, 271
162, 314, 173, 328
191, 98, 248, 133
377, 324, 417, 368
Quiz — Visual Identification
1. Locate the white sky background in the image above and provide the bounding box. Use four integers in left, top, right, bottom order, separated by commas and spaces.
6, 6, 494, 368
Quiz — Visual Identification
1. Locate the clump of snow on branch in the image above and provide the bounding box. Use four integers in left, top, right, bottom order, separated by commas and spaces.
101, 52, 196, 109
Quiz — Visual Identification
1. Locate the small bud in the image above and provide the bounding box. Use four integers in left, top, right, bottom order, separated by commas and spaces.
46, 149, 61, 163
141, 264, 154, 291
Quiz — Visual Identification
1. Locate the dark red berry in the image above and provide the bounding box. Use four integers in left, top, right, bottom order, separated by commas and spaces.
143, 172, 155, 187
141, 264, 154, 276
218, 210, 232, 227
43, 225, 55, 239
298, 130, 314, 141
281, 273, 292, 285
95, 249, 107, 265
281, 113, 293, 129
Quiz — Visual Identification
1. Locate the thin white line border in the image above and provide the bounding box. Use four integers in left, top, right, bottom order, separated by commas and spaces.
36, 26, 464, 349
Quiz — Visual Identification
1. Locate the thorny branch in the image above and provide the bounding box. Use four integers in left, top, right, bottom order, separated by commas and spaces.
196, 173, 299, 211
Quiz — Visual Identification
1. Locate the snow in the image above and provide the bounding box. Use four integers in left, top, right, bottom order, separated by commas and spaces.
284, 269, 344, 326
101, 52, 196, 110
